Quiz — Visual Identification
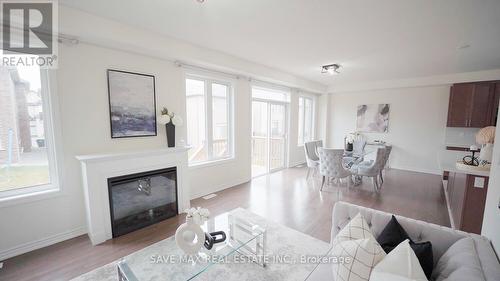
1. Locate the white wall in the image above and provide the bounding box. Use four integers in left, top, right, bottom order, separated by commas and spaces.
287, 90, 303, 167
327, 86, 450, 174
481, 107, 500, 251
287, 91, 322, 167
188, 77, 252, 198
0, 7, 325, 260
317, 94, 330, 144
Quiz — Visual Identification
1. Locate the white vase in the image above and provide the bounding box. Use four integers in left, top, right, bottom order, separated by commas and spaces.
480, 143, 494, 163
175, 218, 205, 255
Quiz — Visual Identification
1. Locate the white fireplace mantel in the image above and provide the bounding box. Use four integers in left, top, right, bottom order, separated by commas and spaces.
76, 147, 191, 245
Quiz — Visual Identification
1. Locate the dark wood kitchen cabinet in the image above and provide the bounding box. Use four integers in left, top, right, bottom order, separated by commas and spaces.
447, 81, 498, 128
492, 82, 500, 126
446, 172, 489, 234
447, 84, 473, 127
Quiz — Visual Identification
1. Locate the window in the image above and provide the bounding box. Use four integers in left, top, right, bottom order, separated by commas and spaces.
298, 96, 314, 146
186, 76, 233, 165
252, 86, 290, 103
0, 63, 59, 200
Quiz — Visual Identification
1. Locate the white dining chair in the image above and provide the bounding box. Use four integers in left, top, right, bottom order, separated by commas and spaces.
318, 148, 352, 191
379, 145, 392, 183
344, 135, 366, 163
349, 147, 386, 192
304, 140, 323, 179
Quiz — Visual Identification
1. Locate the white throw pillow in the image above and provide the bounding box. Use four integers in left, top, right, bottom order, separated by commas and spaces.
370, 239, 428, 281
331, 213, 386, 281
333, 212, 374, 244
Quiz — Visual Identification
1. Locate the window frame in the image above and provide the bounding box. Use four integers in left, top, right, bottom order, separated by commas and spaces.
0, 69, 63, 206
185, 74, 234, 167
0, 121, 3, 151
297, 95, 315, 146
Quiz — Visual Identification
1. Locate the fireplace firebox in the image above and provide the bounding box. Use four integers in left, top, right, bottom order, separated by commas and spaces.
108, 167, 178, 238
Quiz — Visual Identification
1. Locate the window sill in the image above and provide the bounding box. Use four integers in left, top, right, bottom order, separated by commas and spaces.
0, 185, 62, 208
188, 157, 236, 170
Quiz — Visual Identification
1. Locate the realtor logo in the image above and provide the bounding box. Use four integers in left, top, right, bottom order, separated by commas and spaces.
1, 0, 58, 68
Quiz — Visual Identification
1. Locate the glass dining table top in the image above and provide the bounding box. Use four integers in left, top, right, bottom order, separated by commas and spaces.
342, 147, 377, 168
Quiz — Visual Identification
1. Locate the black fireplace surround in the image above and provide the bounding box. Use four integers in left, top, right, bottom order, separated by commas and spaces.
108, 167, 178, 238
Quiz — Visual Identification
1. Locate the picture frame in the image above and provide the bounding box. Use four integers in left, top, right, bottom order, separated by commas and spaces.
107, 69, 157, 138
356, 103, 390, 133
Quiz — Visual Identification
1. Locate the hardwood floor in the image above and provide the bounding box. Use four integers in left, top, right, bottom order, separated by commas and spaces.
0, 167, 449, 281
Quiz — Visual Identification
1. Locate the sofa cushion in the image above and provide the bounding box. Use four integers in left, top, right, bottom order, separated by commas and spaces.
370, 239, 427, 281
377, 215, 434, 279
333, 212, 375, 243
331, 201, 500, 281
431, 237, 485, 281
331, 202, 465, 265
377, 215, 411, 249
331, 213, 386, 281
472, 236, 500, 281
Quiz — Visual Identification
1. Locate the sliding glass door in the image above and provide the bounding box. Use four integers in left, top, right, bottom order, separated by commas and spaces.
252, 100, 287, 177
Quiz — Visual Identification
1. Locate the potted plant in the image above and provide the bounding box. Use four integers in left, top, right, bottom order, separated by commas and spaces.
159, 107, 183, 147
476, 126, 495, 166
345, 132, 361, 151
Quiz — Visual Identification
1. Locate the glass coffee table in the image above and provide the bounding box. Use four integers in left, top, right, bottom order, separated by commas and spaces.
117, 210, 267, 281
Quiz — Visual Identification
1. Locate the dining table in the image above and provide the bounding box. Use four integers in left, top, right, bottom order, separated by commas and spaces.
342, 147, 377, 186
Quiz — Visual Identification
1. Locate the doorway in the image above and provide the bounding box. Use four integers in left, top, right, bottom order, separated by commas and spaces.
251, 100, 288, 177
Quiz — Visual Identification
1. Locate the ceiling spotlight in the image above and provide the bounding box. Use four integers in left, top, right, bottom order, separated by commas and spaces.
196, 0, 205, 2
321, 64, 342, 75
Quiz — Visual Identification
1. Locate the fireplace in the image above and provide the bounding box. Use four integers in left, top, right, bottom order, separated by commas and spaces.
107, 167, 178, 238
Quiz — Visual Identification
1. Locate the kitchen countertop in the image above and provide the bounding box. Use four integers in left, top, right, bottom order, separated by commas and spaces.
444, 143, 472, 148
439, 150, 490, 177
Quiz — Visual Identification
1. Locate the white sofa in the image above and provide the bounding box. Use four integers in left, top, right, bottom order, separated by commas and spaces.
306, 201, 500, 281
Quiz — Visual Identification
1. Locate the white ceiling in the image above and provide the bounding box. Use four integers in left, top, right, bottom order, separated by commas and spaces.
60, 0, 500, 87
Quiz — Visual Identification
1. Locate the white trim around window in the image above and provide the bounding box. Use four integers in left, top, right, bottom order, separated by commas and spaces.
0, 70, 64, 208
185, 73, 235, 167
297, 95, 316, 146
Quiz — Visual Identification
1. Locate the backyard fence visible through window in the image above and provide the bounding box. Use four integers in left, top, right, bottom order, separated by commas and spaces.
185, 76, 233, 165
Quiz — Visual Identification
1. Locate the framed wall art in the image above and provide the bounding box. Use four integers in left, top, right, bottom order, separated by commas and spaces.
107, 69, 157, 138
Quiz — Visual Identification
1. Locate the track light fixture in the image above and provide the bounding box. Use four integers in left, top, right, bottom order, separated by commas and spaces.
321, 64, 342, 75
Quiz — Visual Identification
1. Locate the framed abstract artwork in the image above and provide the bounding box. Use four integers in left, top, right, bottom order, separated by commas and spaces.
356, 104, 390, 133
107, 69, 157, 138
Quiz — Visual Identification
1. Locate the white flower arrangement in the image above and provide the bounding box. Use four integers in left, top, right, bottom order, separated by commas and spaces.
346, 132, 360, 144
185, 207, 210, 225
160, 107, 183, 126
159, 114, 171, 124
172, 115, 183, 126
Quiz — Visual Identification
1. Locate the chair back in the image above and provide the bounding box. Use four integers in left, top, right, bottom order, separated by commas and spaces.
318, 148, 351, 179
371, 147, 387, 174
352, 139, 367, 155
383, 145, 392, 167
304, 140, 323, 166
352, 147, 386, 177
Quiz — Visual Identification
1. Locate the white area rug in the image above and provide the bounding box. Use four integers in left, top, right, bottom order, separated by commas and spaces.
72, 208, 331, 281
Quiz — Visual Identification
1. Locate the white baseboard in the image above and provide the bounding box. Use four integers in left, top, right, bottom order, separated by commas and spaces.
190, 177, 251, 200
390, 165, 441, 176
0, 226, 87, 261
288, 161, 306, 168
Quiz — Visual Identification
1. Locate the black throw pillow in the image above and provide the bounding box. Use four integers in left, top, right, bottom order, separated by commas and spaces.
377, 215, 411, 251
376, 215, 434, 279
